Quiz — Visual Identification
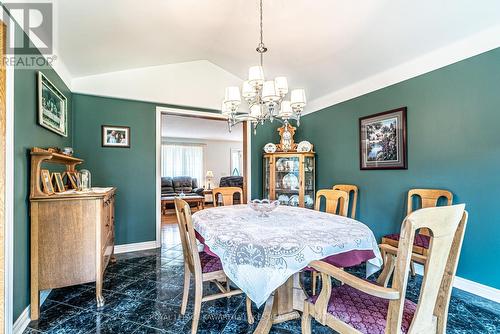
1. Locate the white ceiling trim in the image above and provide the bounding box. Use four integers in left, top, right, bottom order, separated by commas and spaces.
304, 24, 500, 115
71, 60, 242, 110
157, 106, 225, 119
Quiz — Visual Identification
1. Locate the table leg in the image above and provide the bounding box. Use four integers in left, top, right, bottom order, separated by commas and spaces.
253, 293, 275, 334
253, 273, 308, 334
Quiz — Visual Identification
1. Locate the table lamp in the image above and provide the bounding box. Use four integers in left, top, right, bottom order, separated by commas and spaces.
206, 170, 214, 190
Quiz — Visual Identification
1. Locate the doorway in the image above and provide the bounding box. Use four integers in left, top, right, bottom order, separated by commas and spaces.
155, 107, 250, 248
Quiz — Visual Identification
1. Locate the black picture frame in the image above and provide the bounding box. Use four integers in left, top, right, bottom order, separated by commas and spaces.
359, 107, 407, 170
101, 125, 131, 148
38, 72, 68, 137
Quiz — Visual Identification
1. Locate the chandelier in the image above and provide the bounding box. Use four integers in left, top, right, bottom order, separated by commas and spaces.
221, 0, 307, 134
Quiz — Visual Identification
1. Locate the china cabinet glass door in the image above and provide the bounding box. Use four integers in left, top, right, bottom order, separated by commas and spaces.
274, 155, 300, 206
263, 156, 271, 200
303, 155, 315, 209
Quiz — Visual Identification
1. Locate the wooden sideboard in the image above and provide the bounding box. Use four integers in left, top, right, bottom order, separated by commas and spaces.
29, 148, 116, 320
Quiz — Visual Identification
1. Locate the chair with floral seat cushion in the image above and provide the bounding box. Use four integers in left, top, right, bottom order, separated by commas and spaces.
174, 198, 254, 334
302, 204, 468, 334
381, 189, 453, 281
332, 184, 358, 219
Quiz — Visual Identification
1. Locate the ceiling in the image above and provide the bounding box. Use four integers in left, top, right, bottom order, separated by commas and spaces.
55, 0, 500, 104
162, 115, 243, 142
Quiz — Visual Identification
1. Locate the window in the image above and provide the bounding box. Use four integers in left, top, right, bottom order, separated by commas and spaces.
230, 148, 243, 176
161, 143, 204, 183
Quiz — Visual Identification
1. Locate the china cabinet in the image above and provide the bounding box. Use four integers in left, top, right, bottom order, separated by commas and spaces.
263, 152, 315, 208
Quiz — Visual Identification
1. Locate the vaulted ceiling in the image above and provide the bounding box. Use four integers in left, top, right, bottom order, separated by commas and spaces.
54, 0, 500, 110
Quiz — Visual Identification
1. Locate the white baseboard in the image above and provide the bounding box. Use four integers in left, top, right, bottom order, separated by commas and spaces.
114, 241, 158, 254
413, 263, 500, 304
13, 290, 51, 334
453, 276, 500, 304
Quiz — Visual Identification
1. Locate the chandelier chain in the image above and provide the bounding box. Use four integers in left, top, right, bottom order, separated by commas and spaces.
258, 0, 265, 66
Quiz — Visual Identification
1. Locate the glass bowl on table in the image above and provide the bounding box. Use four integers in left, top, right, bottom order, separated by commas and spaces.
248, 199, 280, 217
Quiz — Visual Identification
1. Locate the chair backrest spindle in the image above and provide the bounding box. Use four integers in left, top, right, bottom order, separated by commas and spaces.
174, 198, 202, 273
213, 187, 243, 207
315, 189, 349, 217
332, 184, 358, 219
407, 189, 453, 236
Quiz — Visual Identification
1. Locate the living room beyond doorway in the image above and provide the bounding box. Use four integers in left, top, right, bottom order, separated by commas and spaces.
159, 112, 246, 230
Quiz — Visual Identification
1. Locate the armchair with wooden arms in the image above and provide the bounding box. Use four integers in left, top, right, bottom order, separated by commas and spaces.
381, 189, 453, 281
302, 204, 468, 334
309, 189, 350, 295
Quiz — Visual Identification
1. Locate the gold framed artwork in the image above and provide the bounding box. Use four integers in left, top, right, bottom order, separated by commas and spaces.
65, 171, 80, 190
40, 169, 54, 195
52, 172, 65, 192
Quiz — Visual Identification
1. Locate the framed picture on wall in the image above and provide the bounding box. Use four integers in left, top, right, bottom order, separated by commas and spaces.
359, 107, 407, 170
38, 72, 68, 137
102, 125, 130, 148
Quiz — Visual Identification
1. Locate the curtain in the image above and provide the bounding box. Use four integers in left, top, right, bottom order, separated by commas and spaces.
161, 143, 204, 183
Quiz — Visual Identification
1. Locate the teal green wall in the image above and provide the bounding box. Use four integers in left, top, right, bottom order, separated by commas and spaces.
73, 94, 156, 245
252, 47, 500, 289
13, 44, 73, 322
72, 94, 219, 246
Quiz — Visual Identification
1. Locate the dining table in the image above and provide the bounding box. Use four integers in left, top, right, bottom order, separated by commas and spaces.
192, 204, 383, 334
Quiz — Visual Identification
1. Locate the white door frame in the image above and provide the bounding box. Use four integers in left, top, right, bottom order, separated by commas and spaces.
3, 10, 15, 333
155, 106, 252, 247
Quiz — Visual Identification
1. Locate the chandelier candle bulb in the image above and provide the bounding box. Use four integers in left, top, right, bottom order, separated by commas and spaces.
262, 80, 280, 102
275, 77, 289, 96
248, 66, 265, 86
250, 104, 263, 118
279, 101, 293, 119
290, 89, 306, 108
225, 86, 241, 103
242, 80, 256, 99
221, 101, 232, 116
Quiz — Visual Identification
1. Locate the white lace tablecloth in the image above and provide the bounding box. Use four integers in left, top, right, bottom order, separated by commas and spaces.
192, 205, 383, 306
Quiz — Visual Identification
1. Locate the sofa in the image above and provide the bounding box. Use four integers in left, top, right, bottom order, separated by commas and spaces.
218, 176, 244, 204
161, 176, 204, 197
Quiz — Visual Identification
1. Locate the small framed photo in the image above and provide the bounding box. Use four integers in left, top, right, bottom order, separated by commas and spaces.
65, 171, 80, 190
359, 107, 407, 170
52, 172, 65, 192
102, 125, 130, 148
41, 169, 54, 195
38, 72, 68, 137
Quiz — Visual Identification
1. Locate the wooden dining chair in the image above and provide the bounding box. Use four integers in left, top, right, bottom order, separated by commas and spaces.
303, 204, 468, 334
311, 189, 350, 295
212, 187, 243, 207
381, 189, 453, 281
315, 189, 349, 216
332, 184, 358, 219
174, 198, 254, 334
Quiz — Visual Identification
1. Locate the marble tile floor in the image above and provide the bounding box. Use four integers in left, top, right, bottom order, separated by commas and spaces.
25, 225, 500, 333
